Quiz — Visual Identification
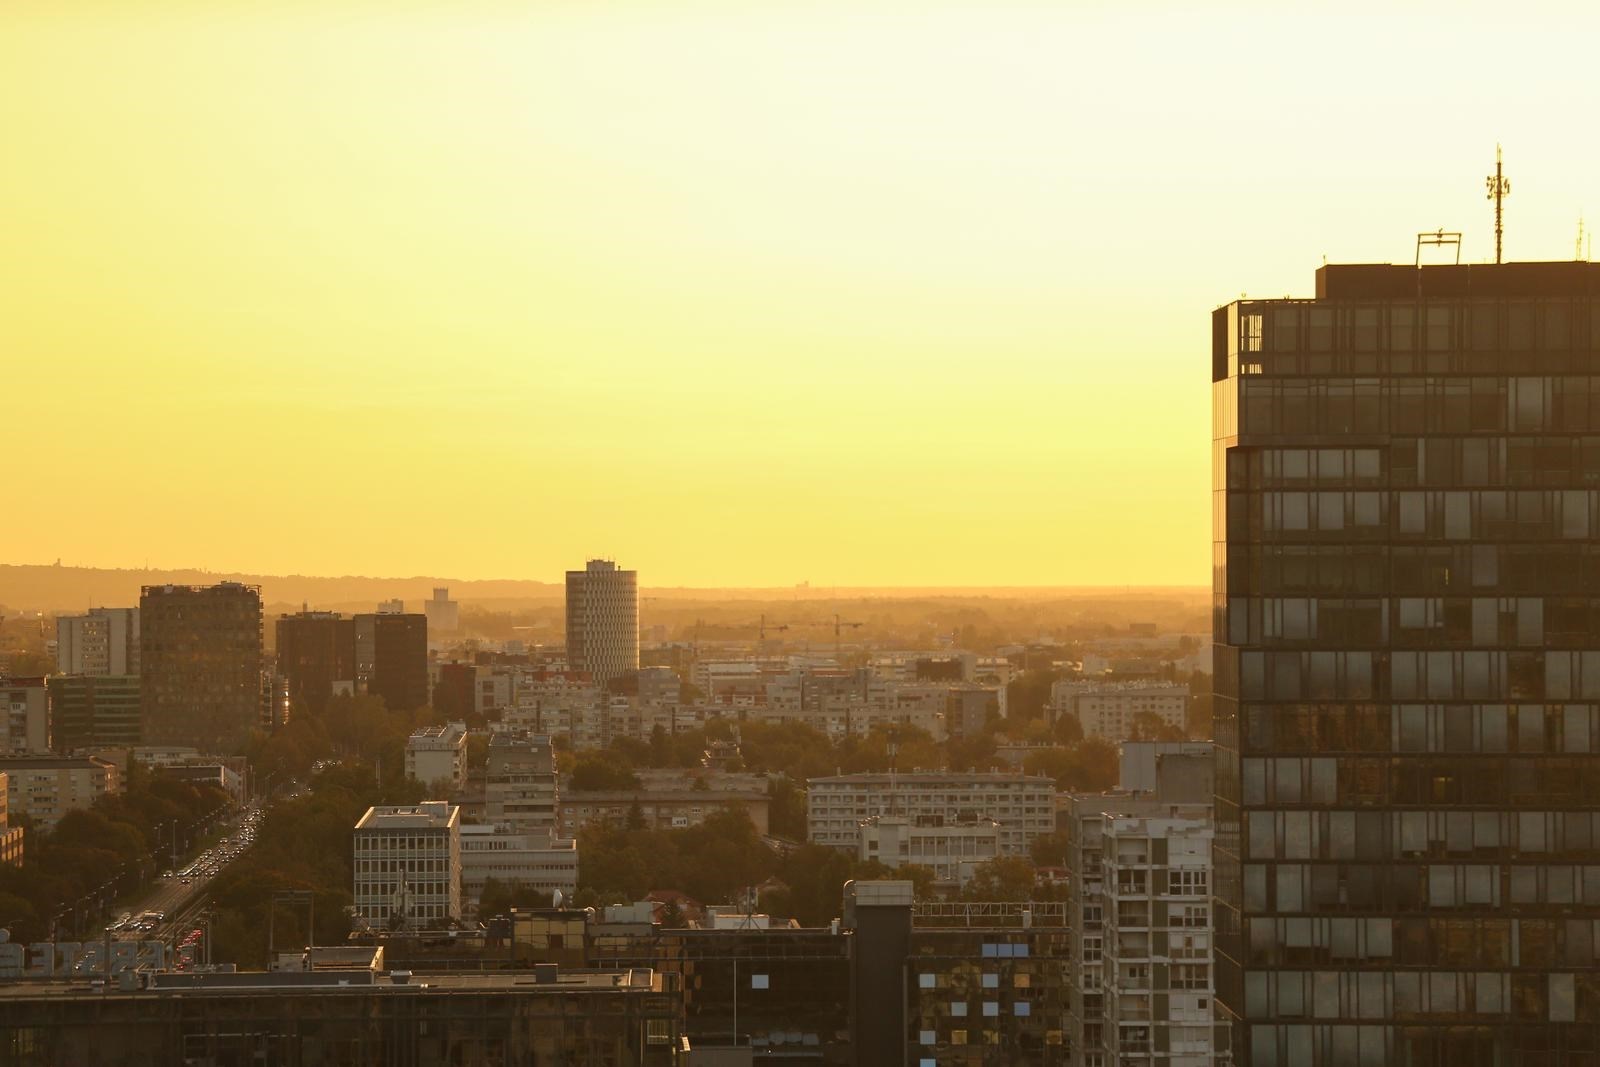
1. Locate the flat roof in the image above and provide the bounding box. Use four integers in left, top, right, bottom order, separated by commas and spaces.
0, 969, 656, 999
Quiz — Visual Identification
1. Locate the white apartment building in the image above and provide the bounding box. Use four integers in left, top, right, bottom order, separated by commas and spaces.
458, 824, 579, 916
1051, 680, 1188, 742
858, 814, 1001, 888
564, 559, 639, 687
0, 756, 119, 832
807, 772, 1055, 857
406, 722, 469, 791
1098, 811, 1216, 1067
485, 731, 559, 836
55, 608, 140, 677
352, 801, 461, 929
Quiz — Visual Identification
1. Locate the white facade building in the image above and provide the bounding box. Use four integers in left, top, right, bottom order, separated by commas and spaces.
423, 587, 460, 633
55, 608, 140, 677
858, 815, 1000, 887
0, 680, 50, 754
0, 756, 120, 832
564, 559, 639, 688
406, 722, 469, 791
352, 801, 461, 929
458, 824, 579, 915
1051, 680, 1188, 742
807, 772, 1055, 857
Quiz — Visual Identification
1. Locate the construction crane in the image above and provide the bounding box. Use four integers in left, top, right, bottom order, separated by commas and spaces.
757, 614, 790, 643
810, 613, 864, 660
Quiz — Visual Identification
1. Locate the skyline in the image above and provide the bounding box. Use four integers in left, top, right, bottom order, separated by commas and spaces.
7, 1, 1600, 586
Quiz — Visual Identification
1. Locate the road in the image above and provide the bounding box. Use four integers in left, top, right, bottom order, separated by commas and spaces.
104, 803, 266, 945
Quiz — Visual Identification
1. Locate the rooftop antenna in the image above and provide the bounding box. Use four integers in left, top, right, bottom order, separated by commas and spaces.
1485, 144, 1511, 264
1578, 212, 1587, 262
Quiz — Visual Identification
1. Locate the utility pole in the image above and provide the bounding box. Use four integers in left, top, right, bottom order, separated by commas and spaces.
1486, 144, 1511, 264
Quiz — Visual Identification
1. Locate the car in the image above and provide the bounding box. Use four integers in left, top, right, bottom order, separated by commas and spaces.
180, 877, 191, 885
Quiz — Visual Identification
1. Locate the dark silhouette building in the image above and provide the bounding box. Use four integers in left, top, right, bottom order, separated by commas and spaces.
355, 612, 429, 712
139, 583, 263, 753
275, 611, 355, 715
48, 674, 141, 750
1212, 261, 1600, 1065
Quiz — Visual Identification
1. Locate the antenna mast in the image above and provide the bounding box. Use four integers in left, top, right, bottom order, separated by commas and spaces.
1485, 145, 1511, 264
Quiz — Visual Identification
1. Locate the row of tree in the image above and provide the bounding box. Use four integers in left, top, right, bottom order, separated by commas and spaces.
0, 762, 230, 943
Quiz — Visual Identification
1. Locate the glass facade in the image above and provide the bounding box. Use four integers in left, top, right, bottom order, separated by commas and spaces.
1213, 264, 1600, 1066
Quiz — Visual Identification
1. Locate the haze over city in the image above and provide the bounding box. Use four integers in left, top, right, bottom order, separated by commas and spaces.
6, 0, 1596, 586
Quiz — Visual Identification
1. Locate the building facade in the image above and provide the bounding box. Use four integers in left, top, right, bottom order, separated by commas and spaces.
406, 722, 468, 791
859, 814, 1001, 888
139, 584, 263, 753
1051, 680, 1189, 742
807, 772, 1056, 857
0, 679, 49, 754
459, 824, 579, 916
0, 772, 23, 866
354, 613, 429, 712
565, 560, 639, 688
275, 611, 356, 715
485, 732, 560, 836
1213, 261, 1600, 1065
48, 674, 141, 750
352, 802, 461, 929
55, 608, 140, 677
0, 756, 119, 832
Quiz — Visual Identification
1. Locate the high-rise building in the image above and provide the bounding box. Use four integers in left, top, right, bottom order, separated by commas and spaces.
139, 583, 263, 753
353, 613, 429, 712
275, 611, 356, 715
55, 607, 140, 677
49, 674, 142, 750
486, 731, 560, 836
565, 560, 639, 688
1212, 261, 1600, 1064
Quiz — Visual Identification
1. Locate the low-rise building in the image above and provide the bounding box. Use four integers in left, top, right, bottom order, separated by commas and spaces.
807, 772, 1055, 857
352, 802, 462, 930
858, 814, 1001, 888
561, 770, 770, 834
0, 756, 119, 832
459, 824, 579, 916
406, 722, 469, 791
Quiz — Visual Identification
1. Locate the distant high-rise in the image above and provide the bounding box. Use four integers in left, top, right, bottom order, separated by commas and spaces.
276, 611, 356, 715
56, 607, 140, 677
139, 583, 263, 753
423, 587, 460, 632
565, 560, 639, 687
354, 613, 429, 712
1213, 261, 1600, 1065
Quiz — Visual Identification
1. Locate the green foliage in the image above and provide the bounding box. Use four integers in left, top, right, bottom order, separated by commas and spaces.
1005, 669, 1059, 722
578, 807, 776, 906
476, 877, 552, 918
1029, 828, 1071, 867
765, 774, 807, 840
962, 856, 1036, 901
568, 751, 642, 792
1021, 739, 1118, 793
0, 773, 230, 942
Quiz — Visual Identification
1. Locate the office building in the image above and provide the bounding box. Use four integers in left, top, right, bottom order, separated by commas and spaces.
423, 586, 460, 632
565, 559, 639, 687
1050, 680, 1189, 742
485, 731, 559, 836
0, 773, 22, 867
274, 611, 355, 715
352, 802, 461, 929
405, 721, 468, 791
54, 607, 139, 677
0, 965, 683, 1066
459, 824, 579, 916
0, 678, 49, 754
48, 674, 141, 750
139, 583, 263, 753
807, 771, 1056, 856
0, 755, 119, 832
354, 613, 429, 711
1213, 260, 1600, 1065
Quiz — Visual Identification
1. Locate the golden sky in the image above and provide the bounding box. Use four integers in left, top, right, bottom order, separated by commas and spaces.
3, 1, 1594, 587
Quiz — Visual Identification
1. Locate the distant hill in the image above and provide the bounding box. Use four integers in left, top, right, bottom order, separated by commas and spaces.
0, 563, 1205, 616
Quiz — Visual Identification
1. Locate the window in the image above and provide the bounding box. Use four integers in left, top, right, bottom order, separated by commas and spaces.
919, 1031, 936, 1046
918, 973, 936, 990
983, 1002, 1000, 1017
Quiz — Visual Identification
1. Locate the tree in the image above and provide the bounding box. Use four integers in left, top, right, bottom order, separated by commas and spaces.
569, 752, 642, 792
477, 878, 553, 918
625, 798, 646, 831
963, 856, 1035, 901
1004, 669, 1059, 722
